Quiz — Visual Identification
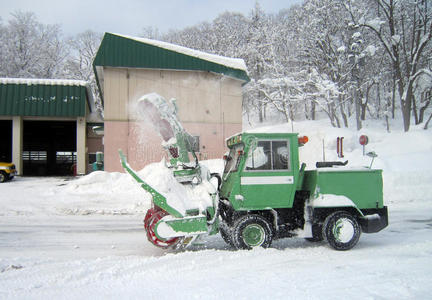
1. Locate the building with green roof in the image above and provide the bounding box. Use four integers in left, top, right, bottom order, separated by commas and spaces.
0, 78, 102, 176
93, 33, 249, 172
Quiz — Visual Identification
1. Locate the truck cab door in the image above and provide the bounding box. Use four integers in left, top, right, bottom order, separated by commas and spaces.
239, 139, 297, 209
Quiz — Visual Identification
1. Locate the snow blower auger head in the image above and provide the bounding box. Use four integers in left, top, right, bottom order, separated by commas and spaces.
144, 206, 181, 248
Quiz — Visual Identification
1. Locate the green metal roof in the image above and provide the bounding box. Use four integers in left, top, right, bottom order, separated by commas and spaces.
93, 33, 250, 101
0, 78, 91, 117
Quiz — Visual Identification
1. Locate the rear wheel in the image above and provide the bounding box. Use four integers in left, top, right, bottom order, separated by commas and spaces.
0, 171, 7, 183
233, 215, 273, 250
322, 211, 361, 251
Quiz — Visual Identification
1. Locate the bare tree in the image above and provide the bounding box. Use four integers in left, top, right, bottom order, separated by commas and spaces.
65, 30, 103, 111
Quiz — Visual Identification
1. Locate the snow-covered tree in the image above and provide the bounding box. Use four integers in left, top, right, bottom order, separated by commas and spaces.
346, 0, 432, 131
0, 11, 68, 78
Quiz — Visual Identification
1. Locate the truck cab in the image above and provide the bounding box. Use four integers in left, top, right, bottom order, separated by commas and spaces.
220, 132, 303, 211
219, 132, 388, 251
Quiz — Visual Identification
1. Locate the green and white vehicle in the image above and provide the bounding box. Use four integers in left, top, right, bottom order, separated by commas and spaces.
218, 133, 388, 250
121, 93, 388, 251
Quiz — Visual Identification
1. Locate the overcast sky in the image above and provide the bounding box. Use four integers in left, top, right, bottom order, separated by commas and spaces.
0, 0, 302, 37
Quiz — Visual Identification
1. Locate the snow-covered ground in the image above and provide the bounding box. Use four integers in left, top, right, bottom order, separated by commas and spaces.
1, 120, 432, 299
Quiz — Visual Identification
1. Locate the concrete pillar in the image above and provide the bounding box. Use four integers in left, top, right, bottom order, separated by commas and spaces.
76, 117, 87, 175
12, 116, 23, 175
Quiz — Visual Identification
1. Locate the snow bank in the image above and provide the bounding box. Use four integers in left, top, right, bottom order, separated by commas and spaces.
1, 172, 149, 216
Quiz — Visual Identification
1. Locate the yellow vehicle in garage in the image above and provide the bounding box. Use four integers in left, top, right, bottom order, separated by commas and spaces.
0, 162, 17, 183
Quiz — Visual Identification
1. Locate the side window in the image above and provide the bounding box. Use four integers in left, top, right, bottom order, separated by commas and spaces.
245, 140, 290, 171
245, 141, 271, 170
272, 141, 290, 170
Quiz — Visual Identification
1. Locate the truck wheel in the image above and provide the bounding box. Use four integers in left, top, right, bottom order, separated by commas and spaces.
219, 222, 234, 247
322, 211, 361, 251
0, 171, 7, 183
233, 215, 273, 250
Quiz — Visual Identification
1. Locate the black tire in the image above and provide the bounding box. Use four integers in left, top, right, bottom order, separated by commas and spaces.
322, 211, 361, 251
305, 224, 323, 242
232, 215, 273, 250
219, 221, 234, 247
0, 171, 7, 183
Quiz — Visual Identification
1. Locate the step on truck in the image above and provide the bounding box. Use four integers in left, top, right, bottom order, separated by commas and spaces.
120, 93, 388, 251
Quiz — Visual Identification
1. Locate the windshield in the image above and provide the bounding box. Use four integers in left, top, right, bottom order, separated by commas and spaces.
223, 144, 244, 175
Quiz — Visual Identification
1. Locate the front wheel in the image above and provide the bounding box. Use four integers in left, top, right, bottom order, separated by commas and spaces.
322, 211, 361, 251
233, 215, 273, 250
0, 171, 7, 183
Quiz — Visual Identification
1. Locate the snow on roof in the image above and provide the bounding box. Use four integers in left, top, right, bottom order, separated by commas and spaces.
244, 123, 295, 134
112, 33, 247, 71
0, 78, 88, 87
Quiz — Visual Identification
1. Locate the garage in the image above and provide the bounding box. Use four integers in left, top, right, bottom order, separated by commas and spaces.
23, 121, 77, 176
0, 78, 102, 176
0, 120, 12, 162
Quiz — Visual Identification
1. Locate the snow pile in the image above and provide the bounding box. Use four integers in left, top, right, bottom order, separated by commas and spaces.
1, 172, 149, 216
60, 171, 150, 215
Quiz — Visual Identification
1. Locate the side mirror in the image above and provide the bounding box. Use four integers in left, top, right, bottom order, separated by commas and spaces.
366, 151, 378, 169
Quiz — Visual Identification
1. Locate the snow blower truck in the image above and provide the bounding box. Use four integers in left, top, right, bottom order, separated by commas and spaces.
120, 93, 388, 251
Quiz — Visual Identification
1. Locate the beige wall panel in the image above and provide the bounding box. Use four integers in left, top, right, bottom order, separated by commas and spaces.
221, 77, 243, 97
104, 68, 128, 121
102, 67, 244, 172
221, 94, 242, 124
